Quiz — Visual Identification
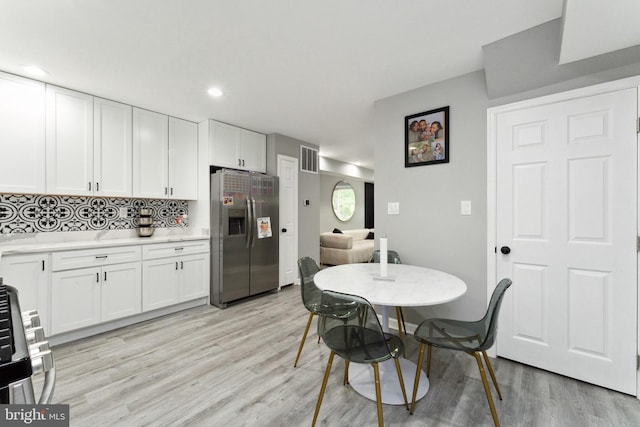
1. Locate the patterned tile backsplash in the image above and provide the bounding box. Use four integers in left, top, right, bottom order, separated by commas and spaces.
0, 194, 189, 234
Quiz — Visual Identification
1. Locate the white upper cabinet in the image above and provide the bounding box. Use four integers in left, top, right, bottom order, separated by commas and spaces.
46, 85, 94, 196
133, 110, 198, 200
132, 107, 169, 198
94, 97, 132, 197
46, 87, 133, 197
168, 117, 198, 200
209, 120, 266, 173
0, 72, 46, 194
241, 128, 267, 173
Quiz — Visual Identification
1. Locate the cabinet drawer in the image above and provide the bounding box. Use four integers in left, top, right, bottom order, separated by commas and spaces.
52, 246, 142, 271
142, 240, 210, 260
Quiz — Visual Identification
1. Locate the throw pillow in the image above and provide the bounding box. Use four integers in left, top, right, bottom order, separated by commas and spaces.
366, 231, 374, 240
333, 228, 343, 234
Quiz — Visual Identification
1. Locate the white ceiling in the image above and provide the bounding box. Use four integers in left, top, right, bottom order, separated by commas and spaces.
0, 1, 636, 170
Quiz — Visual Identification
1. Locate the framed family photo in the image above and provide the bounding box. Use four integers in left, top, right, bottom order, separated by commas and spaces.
404, 106, 449, 167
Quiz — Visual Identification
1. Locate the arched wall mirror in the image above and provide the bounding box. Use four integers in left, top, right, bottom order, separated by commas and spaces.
332, 180, 356, 222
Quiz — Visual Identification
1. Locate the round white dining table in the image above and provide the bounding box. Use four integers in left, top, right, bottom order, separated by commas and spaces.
313, 263, 467, 405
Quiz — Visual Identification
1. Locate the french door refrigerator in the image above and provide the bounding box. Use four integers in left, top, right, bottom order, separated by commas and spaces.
210, 169, 279, 308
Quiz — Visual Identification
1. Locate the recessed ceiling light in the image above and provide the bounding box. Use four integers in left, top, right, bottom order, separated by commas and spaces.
23, 65, 48, 77
207, 87, 223, 97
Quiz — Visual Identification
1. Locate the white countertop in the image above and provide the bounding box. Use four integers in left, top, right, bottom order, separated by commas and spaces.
0, 234, 210, 255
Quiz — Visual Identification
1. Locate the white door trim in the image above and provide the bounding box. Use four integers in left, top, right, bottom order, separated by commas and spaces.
487, 75, 640, 396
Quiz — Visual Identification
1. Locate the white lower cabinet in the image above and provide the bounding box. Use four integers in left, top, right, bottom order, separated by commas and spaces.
6, 239, 208, 340
50, 246, 142, 335
0, 253, 50, 334
142, 258, 180, 311
51, 262, 141, 334
142, 241, 209, 311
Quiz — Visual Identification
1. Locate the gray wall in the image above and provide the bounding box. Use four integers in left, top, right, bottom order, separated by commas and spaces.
374, 70, 489, 323
266, 133, 320, 264
484, 18, 640, 102
372, 19, 640, 328
319, 173, 366, 233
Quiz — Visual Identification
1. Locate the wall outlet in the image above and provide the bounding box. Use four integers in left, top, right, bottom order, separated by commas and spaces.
119, 207, 128, 218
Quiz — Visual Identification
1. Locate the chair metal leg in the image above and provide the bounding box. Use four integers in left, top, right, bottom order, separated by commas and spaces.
410, 343, 426, 414
395, 307, 406, 337
344, 360, 350, 385
312, 351, 335, 427
393, 358, 409, 410
482, 351, 503, 400
372, 362, 384, 427
294, 312, 315, 367
426, 344, 432, 377
396, 307, 407, 336
472, 352, 500, 427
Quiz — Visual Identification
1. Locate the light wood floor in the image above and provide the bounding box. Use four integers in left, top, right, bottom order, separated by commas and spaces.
39, 284, 640, 426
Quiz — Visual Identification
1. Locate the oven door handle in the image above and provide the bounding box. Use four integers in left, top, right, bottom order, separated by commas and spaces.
30, 343, 56, 404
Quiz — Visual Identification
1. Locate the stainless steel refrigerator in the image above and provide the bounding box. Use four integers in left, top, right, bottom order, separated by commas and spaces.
210, 169, 279, 308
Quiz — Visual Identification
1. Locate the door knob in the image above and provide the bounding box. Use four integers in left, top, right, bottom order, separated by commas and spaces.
500, 246, 511, 255
281, 228, 287, 233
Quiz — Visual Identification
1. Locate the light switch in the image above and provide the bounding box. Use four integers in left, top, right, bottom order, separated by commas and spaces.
119, 207, 128, 218
460, 200, 471, 215
387, 202, 400, 215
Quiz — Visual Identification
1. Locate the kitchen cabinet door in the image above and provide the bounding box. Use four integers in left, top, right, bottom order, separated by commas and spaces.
51, 267, 101, 334
209, 120, 242, 169
142, 258, 179, 311
133, 107, 169, 198
0, 253, 50, 334
168, 117, 198, 200
101, 262, 141, 321
46, 85, 94, 196
0, 72, 46, 194
179, 253, 209, 302
240, 129, 266, 173
94, 97, 132, 197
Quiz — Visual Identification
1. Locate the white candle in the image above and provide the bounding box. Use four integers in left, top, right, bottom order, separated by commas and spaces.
380, 237, 388, 277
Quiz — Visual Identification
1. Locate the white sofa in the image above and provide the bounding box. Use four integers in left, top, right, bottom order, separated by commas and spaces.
319, 228, 374, 265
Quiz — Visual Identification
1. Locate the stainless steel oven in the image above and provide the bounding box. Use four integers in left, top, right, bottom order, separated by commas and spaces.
0, 278, 55, 404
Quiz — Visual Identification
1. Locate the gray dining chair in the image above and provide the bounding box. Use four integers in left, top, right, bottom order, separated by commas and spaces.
294, 257, 326, 367
312, 289, 408, 427
410, 278, 512, 427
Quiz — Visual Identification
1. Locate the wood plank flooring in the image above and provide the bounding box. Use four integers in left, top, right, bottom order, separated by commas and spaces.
37, 285, 640, 426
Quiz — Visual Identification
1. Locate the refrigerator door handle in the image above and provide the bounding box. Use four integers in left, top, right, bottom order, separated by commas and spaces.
251, 197, 257, 248
246, 198, 253, 248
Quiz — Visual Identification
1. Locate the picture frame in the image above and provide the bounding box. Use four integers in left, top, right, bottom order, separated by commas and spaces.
404, 106, 449, 167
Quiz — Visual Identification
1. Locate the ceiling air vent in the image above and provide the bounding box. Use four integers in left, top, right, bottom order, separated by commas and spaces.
300, 146, 318, 174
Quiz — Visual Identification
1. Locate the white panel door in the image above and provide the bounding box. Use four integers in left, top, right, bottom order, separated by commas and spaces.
495, 88, 637, 394
0, 72, 46, 194
278, 155, 298, 287
46, 85, 94, 195
94, 97, 132, 197
168, 117, 198, 200
132, 108, 169, 198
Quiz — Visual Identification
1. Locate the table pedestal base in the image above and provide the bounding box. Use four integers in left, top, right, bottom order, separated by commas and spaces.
348, 358, 429, 405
